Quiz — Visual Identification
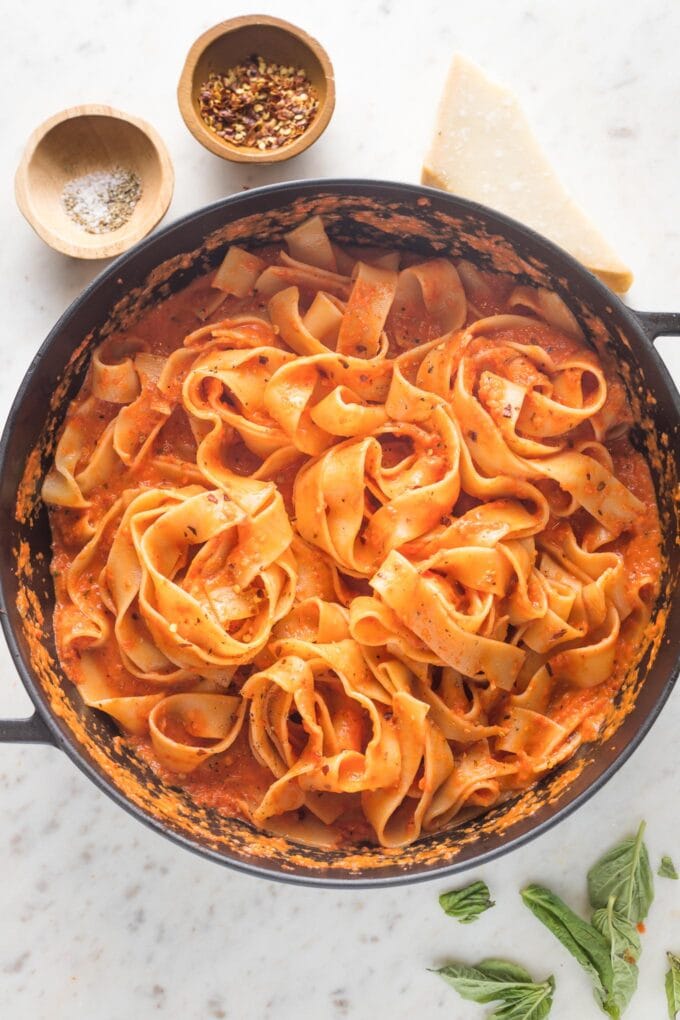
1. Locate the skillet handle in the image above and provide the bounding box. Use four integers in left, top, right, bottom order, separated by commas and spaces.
0, 711, 56, 745
632, 310, 680, 343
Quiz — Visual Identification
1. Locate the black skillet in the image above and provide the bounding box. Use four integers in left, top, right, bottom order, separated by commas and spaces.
1, 180, 678, 886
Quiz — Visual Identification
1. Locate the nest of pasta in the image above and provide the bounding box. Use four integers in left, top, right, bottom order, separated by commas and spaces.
42, 215, 660, 849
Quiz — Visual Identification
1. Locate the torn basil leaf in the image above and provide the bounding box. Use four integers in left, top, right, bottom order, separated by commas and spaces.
666, 953, 680, 1019
591, 900, 641, 963
439, 880, 495, 923
592, 895, 639, 1017
659, 856, 679, 880
521, 884, 613, 1003
433, 958, 554, 1019
587, 821, 654, 923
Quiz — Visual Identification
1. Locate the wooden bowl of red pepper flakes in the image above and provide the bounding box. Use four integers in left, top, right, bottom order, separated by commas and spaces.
178, 15, 335, 164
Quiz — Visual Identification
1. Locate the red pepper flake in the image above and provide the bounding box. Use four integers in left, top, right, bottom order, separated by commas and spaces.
198, 55, 319, 151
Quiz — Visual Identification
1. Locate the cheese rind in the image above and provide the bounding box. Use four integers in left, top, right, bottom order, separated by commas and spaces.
422, 55, 633, 293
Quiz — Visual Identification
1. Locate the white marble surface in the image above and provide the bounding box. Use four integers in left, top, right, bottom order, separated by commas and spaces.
1, 1, 679, 1017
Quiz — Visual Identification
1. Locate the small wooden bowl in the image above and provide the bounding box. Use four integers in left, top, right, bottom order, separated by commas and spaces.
15, 105, 174, 260
177, 15, 335, 164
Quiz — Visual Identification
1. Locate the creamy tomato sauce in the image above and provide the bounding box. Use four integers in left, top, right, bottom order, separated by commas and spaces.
47, 249, 662, 848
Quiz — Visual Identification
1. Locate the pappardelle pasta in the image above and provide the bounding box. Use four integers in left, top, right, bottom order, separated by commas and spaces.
44, 216, 661, 848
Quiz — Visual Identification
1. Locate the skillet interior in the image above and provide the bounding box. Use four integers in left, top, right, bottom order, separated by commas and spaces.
2, 181, 679, 886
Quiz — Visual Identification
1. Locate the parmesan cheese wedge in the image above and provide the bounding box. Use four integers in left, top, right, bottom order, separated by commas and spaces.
422, 55, 633, 293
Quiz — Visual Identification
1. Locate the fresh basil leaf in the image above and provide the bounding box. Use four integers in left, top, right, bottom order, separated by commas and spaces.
439, 880, 495, 923
521, 884, 613, 1002
666, 953, 680, 1020
434, 959, 533, 1003
592, 896, 639, 1017
587, 821, 654, 923
473, 959, 536, 985
659, 856, 679, 880
432, 958, 554, 1018
603, 959, 636, 1018
489, 979, 555, 1020
591, 899, 641, 964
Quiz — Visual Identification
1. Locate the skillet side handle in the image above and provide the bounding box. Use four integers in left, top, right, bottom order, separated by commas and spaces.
0, 712, 56, 745
632, 310, 680, 344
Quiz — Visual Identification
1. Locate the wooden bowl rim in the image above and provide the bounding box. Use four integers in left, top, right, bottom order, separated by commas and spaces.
177, 15, 335, 164
14, 103, 175, 260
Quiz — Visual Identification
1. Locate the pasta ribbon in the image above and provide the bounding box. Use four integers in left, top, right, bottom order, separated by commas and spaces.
149, 693, 246, 772
243, 640, 402, 823
337, 262, 398, 358
390, 258, 466, 348
294, 406, 461, 574
268, 286, 342, 355
183, 343, 293, 458
371, 550, 525, 689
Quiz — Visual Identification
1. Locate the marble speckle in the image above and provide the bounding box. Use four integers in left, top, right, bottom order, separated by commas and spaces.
206, 997, 227, 1019
608, 125, 637, 138
3, 952, 30, 975
1, 1, 680, 1018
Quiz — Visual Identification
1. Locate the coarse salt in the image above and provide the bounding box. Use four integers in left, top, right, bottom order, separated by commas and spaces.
62, 167, 142, 234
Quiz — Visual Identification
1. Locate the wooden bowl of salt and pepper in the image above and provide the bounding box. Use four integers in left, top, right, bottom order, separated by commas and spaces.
14, 105, 174, 259
177, 15, 335, 164
15, 17, 334, 259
